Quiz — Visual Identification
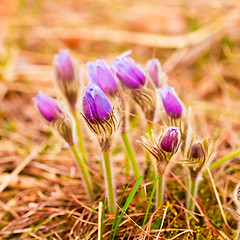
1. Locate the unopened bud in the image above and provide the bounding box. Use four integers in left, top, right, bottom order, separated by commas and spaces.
54, 50, 80, 110
33, 91, 73, 145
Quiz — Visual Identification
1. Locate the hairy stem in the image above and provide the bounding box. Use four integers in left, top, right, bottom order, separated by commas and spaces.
103, 151, 115, 214
70, 144, 93, 201
145, 123, 153, 165
185, 171, 191, 208
124, 152, 130, 179
71, 109, 87, 165
156, 173, 165, 208
121, 132, 145, 198
188, 178, 198, 212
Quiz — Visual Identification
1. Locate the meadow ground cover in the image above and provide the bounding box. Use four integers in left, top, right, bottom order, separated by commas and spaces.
1, 1, 240, 239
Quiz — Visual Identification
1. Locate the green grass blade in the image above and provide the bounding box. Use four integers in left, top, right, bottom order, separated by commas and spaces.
100, 199, 107, 240
209, 148, 240, 171
110, 185, 129, 239
112, 176, 143, 240
142, 174, 159, 228
208, 127, 222, 159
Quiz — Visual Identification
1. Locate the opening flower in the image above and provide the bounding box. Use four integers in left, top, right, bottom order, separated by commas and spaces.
33, 91, 62, 122
147, 58, 161, 87
87, 60, 118, 95
112, 50, 146, 89
83, 82, 112, 124
54, 50, 80, 109
157, 84, 184, 119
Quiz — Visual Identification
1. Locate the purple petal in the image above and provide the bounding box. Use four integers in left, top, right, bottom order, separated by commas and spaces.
83, 82, 112, 123
87, 60, 117, 94
96, 61, 117, 93
158, 85, 183, 118
87, 61, 98, 85
91, 88, 112, 122
33, 91, 61, 122
147, 59, 161, 86
55, 50, 75, 81
191, 143, 204, 159
112, 56, 146, 89
115, 50, 132, 60
160, 127, 179, 152
82, 95, 95, 123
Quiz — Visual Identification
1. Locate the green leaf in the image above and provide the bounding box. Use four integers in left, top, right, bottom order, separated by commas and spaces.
142, 174, 159, 228
110, 184, 129, 239
111, 176, 143, 240
100, 199, 107, 240
209, 149, 240, 171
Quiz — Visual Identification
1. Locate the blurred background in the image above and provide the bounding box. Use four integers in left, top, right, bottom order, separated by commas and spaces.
1, 0, 240, 143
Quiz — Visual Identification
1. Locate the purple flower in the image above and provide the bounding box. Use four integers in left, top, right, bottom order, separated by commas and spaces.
54, 50, 79, 109
191, 142, 204, 159
112, 50, 146, 89
55, 50, 75, 82
83, 82, 112, 124
87, 60, 117, 95
160, 127, 180, 153
33, 91, 62, 122
157, 84, 184, 118
147, 59, 161, 87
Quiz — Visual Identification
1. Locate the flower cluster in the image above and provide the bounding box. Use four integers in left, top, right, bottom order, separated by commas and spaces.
33, 49, 213, 214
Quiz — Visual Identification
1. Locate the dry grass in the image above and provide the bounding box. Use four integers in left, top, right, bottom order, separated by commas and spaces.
1, 0, 240, 239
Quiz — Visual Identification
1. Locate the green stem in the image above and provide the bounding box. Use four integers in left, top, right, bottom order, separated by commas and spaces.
185, 170, 191, 208
146, 123, 153, 165
70, 145, 93, 201
124, 152, 130, 179
188, 178, 197, 212
209, 149, 240, 171
156, 173, 165, 208
121, 133, 145, 198
103, 151, 115, 214
71, 109, 87, 165
146, 123, 156, 182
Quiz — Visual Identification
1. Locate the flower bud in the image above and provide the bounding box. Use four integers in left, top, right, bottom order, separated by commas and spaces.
138, 127, 181, 174
112, 50, 146, 89
147, 58, 161, 87
33, 91, 73, 145
83, 82, 112, 124
54, 50, 80, 110
87, 60, 118, 96
187, 141, 207, 180
82, 82, 119, 151
160, 127, 180, 153
191, 142, 205, 159
33, 91, 62, 122
157, 84, 184, 119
